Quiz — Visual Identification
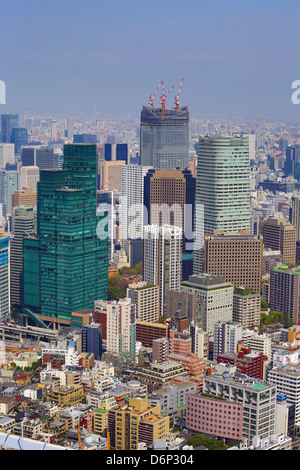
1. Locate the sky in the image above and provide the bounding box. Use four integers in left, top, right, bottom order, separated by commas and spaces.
1, 0, 300, 118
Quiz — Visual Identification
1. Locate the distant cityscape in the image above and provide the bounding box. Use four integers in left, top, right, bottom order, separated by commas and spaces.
2, 76, 300, 454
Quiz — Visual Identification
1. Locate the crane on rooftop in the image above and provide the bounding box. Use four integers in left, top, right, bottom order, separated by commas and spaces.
160, 83, 174, 117
149, 80, 164, 108
175, 78, 184, 111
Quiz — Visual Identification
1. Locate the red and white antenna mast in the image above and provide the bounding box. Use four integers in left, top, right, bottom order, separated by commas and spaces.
175, 78, 184, 111
149, 80, 164, 108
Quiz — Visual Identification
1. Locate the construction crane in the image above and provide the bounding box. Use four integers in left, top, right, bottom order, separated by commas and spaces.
29, 322, 53, 352
160, 83, 174, 117
100, 176, 111, 190
149, 80, 164, 108
175, 78, 184, 111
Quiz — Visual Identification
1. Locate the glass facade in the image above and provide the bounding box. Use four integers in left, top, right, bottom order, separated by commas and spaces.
23, 144, 108, 323
140, 106, 189, 170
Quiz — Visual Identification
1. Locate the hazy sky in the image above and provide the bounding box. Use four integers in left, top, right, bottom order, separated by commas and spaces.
1, 0, 300, 118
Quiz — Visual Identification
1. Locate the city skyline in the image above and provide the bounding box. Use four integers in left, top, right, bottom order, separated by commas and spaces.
1, 0, 300, 118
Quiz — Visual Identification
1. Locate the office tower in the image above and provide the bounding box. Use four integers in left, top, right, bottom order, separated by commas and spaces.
292, 194, 300, 242
143, 224, 182, 317
66, 118, 74, 139
233, 287, 261, 329
203, 369, 277, 442
23, 144, 108, 326
262, 218, 296, 265
104, 143, 129, 164
104, 298, 136, 361
11, 189, 37, 212
140, 105, 189, 170
269, 265, 300, 323
284, 144, 300, 178
203, 232, 263, 293
21, 146, 57, 169
196, 134, 250, 235
108, 395, 169, 450
166, 289, 197, 325
1, 114, 18, 142
126, 281, 159, 323
0, 234, 10, 322
19, 166, 39, 190
213, 321, 243, 361
73, 133, 97, 144
51, 121, 58, 141
11, 128, 28, 155
194, 135, 250, 274
168, 310, 189, 333
81, 320, 102, 360
0, 170, 19, 216
10, 206, 36, 307
144, 168, 196, 279
99, 160, 125, 191
181, 274, 233, 335
0, 143, 14, 169
120, 165, 152, 244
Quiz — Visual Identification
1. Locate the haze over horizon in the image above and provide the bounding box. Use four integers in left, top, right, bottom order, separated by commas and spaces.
1, 0, 300, 119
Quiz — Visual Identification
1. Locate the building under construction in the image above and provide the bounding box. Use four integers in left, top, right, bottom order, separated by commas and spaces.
140, 80, 189, 170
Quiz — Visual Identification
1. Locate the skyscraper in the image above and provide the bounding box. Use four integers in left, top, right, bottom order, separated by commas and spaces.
10, 206, 36, 307
140, 105, 189, 170
143, 224, 182, 317
0, 170, 19, 216
23, 144, 108, 327
104, 298, 136, 361
21, 146, 57, 169
144, 168, 196, 278
292, 194, 300, 242
0, 234, 10, 322
120, 164, 152, 245
11, 128, 28, 155
193, 134, 251, 274
1, 114, 19, 143
262, 218, 296, 265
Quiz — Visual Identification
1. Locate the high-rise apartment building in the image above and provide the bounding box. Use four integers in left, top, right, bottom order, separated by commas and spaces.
233, 287, 261, 329
202, 231, 263, 293
120, 164, 152, 244
144, 168, 196, 278
0, 234, 10, 322
126, 281, 159, 323
140, 105, 189, 170
23, 144, 108, 326
104, 298, 136, 361
194, 135, 250, 273
10, 206, 36, 307
1, 114, 18, 143
143, 224, 182, 317
181, 274, 233, 335
269, 264, 300, 323
262, 218, 296, 265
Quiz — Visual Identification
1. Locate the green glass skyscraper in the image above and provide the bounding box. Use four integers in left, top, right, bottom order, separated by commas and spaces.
23, 144, 108, 326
